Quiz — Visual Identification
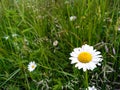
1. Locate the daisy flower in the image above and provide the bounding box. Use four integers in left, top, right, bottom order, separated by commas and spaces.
69, 44, 103, 71
70, 16, 77, 21
28, 61, 37, 72
53, 40, 58, 46
86, 86, 97, 90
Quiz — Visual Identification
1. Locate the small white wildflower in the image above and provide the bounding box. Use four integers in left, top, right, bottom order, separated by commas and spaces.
118, 26, 120, 31
28, 61, 37, 72
3, 36, 9, 40
12, 33, 18, 37
53, 40, 58, 46
70, 16, 77, 21
75, 25, 80, 29
86, 86, 97, 90
112, 48, 116, 55
36, 15, 42, 19
24, 38, 29, 45
105, 45, 109, 53
106, 17, 112, 22
118, 11, 120, 14
65, 1, 69, 4
13, 42, 20, 49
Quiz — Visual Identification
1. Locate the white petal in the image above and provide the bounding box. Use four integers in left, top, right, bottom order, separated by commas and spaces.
97, 63, 101, 66
77, 63, 84, 69
69, 57, 79, 64
74, 48, 81, 52
70, 52, 78, 57
83, 67, 87, 71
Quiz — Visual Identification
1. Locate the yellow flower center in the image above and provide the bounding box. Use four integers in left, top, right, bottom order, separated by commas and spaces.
32, 65, 35, 69
78, 52, 92, 63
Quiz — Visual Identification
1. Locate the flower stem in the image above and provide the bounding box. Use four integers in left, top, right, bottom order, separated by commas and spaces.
85, 70, 89, 89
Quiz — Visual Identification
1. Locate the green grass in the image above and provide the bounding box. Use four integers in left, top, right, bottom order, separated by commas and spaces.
0, 0, 120, 89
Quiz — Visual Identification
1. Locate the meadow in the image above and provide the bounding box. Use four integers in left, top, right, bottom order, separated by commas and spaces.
0, 0, 120, 90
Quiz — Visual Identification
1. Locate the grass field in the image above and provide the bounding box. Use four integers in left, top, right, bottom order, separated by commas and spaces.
0, 0, 120, 90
